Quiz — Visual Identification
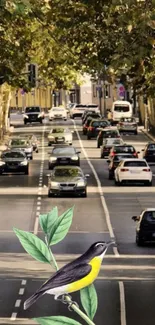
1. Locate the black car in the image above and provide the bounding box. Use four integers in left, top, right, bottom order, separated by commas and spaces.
87, 119, 110, 139
82, 111, 101, 125
142, 142, 155, 162
0, 150, 29, 175
100, 138, 124, 158
108, 153, 136, 179
97, 128, 120, 148
48, 145, 81, 169
23, 106, 44, 124
132, 209, 155, 246
47, 166, 89, 197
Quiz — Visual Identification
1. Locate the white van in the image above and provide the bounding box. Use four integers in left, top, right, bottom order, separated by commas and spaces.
111, 100, 133, 124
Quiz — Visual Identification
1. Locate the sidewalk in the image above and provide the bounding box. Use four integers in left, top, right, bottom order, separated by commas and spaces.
141, 127, 155, 142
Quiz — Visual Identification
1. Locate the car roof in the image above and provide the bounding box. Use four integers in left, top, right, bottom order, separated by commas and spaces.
143, 208, 155, 212
114, 153, 134, 156
113, 100, 130, 104
122, 158, 146, 162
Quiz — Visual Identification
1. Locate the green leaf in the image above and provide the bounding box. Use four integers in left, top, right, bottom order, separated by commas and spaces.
13, 228, 51, 264
80, 284, 98, 320
39, 207, 58, 234
34, 316, 82, 325
48, 207, 74, 246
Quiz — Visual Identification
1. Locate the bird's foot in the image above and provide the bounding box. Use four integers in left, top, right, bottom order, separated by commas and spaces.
55, 294, 72, 305
68, 300, 79, 312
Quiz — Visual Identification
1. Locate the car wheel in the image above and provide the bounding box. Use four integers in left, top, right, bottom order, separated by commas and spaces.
147, 181, 152, 186
87, 136, 91, 140
82, 190, 87, 198
48, 164, 52, 170
97, 143, 100, 148
48, 191, 54, 198
24, 121, 27, 125
40, 120, 43, 124
30, 156, 33, 160
100, 154, 104, 159
134, 131, 138, 135
25, 168, 29, 175
83, 130, 87, 135
72, 116, 75, 119
136, 234, 144, 246
36, 149, 39, 153
48, 143, 51, 146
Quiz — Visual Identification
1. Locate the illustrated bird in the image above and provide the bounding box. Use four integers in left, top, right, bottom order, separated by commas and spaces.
24, 241, 115, 310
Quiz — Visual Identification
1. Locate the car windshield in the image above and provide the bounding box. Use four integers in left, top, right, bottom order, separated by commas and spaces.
76, 105, 87, 108
103, 131, 118, 138
148, 144, 155, 150
121, 118, 135, 122
25, 107, 40, 113
124, 161, 147, 167
52, 147, 75, 155
54, 168, 82, 177
11, 139, 28, 146
92, 121, 108, 127
105, 139, 122, 146
1, 151, 25, 159
114, 105, 129, 112
51, 128, 64, 134
114, 146, 135, 153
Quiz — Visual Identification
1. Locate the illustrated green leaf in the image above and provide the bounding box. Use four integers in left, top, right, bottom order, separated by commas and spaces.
80, 284, 98, 320
34, 316, 82, 325
13, 228, 51, 264
48, 207, 74, 246
39, 207, 58, 234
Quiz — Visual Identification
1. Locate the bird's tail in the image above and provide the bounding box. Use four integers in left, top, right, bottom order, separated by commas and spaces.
24, 292, 41, 310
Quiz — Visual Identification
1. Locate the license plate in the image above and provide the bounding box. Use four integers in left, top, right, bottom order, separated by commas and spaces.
9, 165, 17, 169
130, 170, 140, 173
62, 187, 73, 191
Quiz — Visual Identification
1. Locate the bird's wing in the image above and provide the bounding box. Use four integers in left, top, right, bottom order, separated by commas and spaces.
36, 263, 92, 294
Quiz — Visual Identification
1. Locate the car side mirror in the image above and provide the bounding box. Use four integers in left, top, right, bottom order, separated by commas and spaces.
132, 216, 140, 221
141, 149, 144, 151
85, 174, 90, 178
76, 151, 81, 154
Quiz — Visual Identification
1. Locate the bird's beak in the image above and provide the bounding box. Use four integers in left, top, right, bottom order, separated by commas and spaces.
106, 241, 115, 247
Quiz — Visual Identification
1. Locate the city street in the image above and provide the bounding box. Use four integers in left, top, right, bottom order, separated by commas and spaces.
1, 114, 155, 325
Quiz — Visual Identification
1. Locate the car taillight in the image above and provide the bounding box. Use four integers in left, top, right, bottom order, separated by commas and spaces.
120, 168, 129, 172
133, 152, 137, 157
89, 127, 94, 131
142, 168, 150, 172
111, 152, 115, 156
116, 135, 120, 138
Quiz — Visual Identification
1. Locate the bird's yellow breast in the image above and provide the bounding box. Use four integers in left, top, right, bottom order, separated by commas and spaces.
67, 256, 102, 293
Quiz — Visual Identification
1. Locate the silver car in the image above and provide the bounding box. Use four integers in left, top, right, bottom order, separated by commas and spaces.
117, 117, 138, 134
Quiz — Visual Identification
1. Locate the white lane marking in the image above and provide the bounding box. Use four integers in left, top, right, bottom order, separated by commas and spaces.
119, 282, 127, 325
10, 312, 17, 321
21, 280, 27, 286
37, 201, 41, 206
73, 121, 118, 254
15, 299, 21, 308
19, 288, 25, 295
36, 206, 41, 211
37, 197, 42, 200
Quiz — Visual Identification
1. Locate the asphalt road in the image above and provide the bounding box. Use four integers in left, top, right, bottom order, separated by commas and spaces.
1, 114, 155, 325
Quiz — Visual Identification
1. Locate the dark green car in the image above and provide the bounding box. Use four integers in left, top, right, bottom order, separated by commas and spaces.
47, 166, 89, 197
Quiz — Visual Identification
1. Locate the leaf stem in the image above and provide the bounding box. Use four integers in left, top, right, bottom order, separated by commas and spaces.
46, 240, 96, 325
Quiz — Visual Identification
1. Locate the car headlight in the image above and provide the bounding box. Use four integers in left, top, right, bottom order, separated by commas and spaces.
49, 157, 57, 162
71, 155, 78, 161
77, 180, 85, 187
50, 181, 59, 188
48, 135, 54, 139
0, 161, 5, 166
20, 160, 28, 166
38, 114, 42, 118
23, 114, 28, 118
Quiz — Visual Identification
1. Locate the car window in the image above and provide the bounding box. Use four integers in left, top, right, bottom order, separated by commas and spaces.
25, 107, 40, 113
114, 105, 129, 112
114, 146, 135, 153
148, 144, 155, 150
1, 151, 26, 158
123, 161, 147, 167
51, 128, 64, 134
142, 211, 155, 223
120, 118, 135, 122
52, 147, 75, 155
11, 139, 28, 146
92, 121, 109, 127
54, 168, 82, 177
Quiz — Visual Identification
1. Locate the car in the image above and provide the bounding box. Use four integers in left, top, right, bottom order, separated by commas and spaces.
117, 117, 138, 134
87, 119, 110, 140
48, 145, 81, 169
8, 138, 33, 160
108, 144, 139, 160
82, 111, 101, 126
82, 109, 101, 124
111, 100, 133, 124
23, 106, 44, 124
108, 153, 137, 179
48, 107, 67, 121
70, 104, 87, 119
142, 142, 155, 162
100, 138, 124, 159
83, 114, 102, 135
48, 128, 74, 146
97, 127, 121, 148
47, 165, 89, 197
132, 208, 155, 246
86, 104, 99, 112
20, 134, 39, 152
0, 149, 29, 175
114, 158, 152, 186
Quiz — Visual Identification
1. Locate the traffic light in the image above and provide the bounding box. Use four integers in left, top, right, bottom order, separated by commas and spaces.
27, 63, 38, 88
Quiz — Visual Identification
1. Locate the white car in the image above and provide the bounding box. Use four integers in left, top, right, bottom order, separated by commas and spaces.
70, 104, 87, 119
49, 107, 67, 121
114, 159, 152, 186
